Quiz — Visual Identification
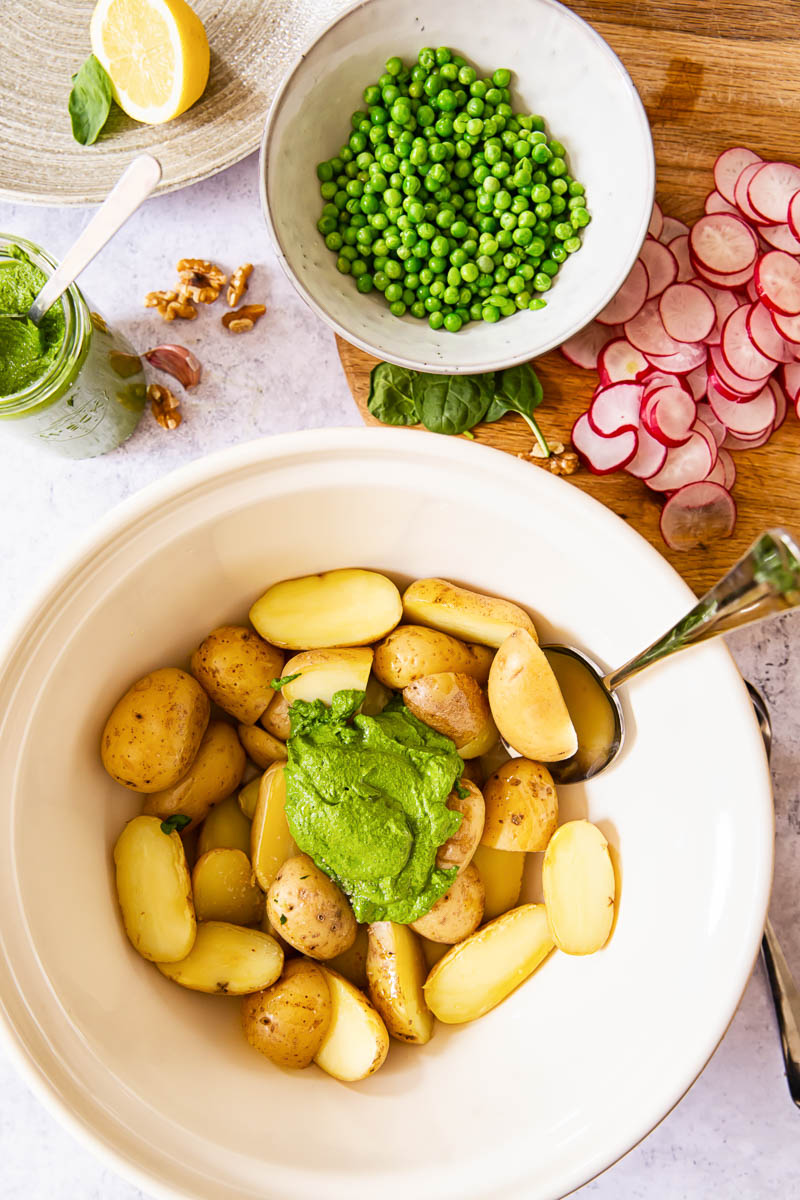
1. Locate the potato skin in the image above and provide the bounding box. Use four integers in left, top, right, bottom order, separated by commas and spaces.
101, 667, 210, 792
191, 626, 284, 724
437, 781, 485, 874
241, 958, 332, 1069
260, 691, 290, 741
410, 863, 485, 944
403, 672, 494, 753
156, 921, 283, 994
267, 854, 357, 960
237, 723, 285, 769
114, 815, 196, 962
402, 578, 537, 648
373, 625, 494, 690
142, 719, 246, 829
366, 922, 433, 1044
482, 758, 558, 852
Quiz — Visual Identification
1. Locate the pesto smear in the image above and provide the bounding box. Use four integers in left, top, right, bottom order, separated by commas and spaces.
0, 248, 65, 397
284, 689, 463, 923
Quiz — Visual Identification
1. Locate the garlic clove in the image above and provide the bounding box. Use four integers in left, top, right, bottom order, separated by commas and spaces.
144, 344, 202, 389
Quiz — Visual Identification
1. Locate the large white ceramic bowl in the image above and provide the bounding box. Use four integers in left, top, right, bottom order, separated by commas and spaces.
260, 0, 654, 373
0, 429, 771, 1200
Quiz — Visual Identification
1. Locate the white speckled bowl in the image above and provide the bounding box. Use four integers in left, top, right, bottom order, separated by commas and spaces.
260, 0, 654, 373
0, 429, 772, 1200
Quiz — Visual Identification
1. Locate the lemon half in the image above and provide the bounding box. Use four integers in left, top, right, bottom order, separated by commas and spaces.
90, 0, 210, 125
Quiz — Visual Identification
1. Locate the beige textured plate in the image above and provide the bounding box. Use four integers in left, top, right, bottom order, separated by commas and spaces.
0, 0, 351, 206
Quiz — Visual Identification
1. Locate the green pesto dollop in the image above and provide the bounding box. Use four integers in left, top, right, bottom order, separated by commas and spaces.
284, 689, 463, 923
0, 248, 65, 396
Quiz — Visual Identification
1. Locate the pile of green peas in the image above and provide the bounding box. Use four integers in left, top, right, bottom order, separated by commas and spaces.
315, 47, 590, 333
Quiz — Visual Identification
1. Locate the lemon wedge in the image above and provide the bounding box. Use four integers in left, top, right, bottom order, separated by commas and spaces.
90, 0, 209, 125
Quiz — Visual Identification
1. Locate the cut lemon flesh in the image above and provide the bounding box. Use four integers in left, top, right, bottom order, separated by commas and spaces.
90, 0, 209, 125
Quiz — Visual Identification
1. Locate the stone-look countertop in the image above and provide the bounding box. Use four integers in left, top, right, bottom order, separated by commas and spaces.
0, 154, 798, 1200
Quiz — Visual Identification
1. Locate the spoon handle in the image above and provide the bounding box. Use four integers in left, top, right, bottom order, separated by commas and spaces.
762, 917, 800, 1107
28, 154, 161, 325
604, 528, 800, 691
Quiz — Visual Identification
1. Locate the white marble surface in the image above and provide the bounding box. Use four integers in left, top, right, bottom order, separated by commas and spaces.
0, 153, 798, 1200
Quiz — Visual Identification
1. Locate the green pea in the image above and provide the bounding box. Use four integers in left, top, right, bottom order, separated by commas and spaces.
317, 215, 337, 235
447, 266, 461, 286
410, 300, 426, 318
355, 274, 373, 294
551, 195, 567, 215
494, 190, 511, 210
419, 47, 435, 69
564, 236, 582, 253
428, 310, 444, 329
540, 259, 559, 277
325, 231, 343, 251
550, 244, 567, 263
476, 254, 494, 273
482, 304, 500, 323
442, 312, 461, 332
385, 282, 403, 302
503, 251, 519, 269
529, 296, 547, 310
425, 296, 442, 313
391, 100, 412, 125
429, 255, 448, 273
572, 207, 591, 228
407, 201, 425, 223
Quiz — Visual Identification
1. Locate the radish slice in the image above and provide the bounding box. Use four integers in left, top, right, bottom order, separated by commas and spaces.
638, 238, 678, 299
561, 321, 620, 369
782, 362, 800, 401
745, 277, 759, 302
746, 301, 794, 363
685, 363, 709, 400
571, 413, 637, 474
644, 342, 707, 374
720, 304, 776, 380
771, 309, 800, 344
722, 425, 774, 450
692, 418, 719, 467
625, 298, 681, 355
758, 222, 800, 254
598, 338, 650, 384
769, 377, 788, 428
660, 482, 736, 551
659, 216, 690, 244
718, 448, 736, 488
659, 282, 716, 342
694, 280, 741, 344
696, 401, 726, 445
747, 161, 800, 224
588, 382, 643, 436
690, 255, 756, 289
645, 432, 714, 491
707, 356, 763, 401
596, 259, 649, 325
704, 190, 740, 216
754, 250, 800, 316
734, 161, 768, 224
707, 383, 777, 434
689, 213, 758, 274
714, 147, 761, 204
642, 386, 697, 446
625, 425, 668, 478
788, 191, 800, 240
648, 201, 664, 239
668, 235, 695, 282
643, 371, 692, 395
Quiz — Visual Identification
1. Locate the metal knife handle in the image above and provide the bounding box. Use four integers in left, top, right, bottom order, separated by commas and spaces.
762, 916, 800, 1107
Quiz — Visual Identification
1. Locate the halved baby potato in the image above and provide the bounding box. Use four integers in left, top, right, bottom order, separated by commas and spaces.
403, 672, 497, 758
367, 922, 433, 1045
114, 815, 196, 963
250, 569, 402, 650
191, 626, 284, 724
142, 719, 246, 829
192, 848, 264, 925
267, 854, 357, 961
156, 921, 283, 994
373, 624, 494, 690
251, 760, 296, 892
241, 958, 332, 1069
437, 780, 485, 875
238, 775, 262, 821
472, 844, 526, 922
315, 968, 390, 1082
424, 903, 554, 1024
542, 820, 615, 955
198, 794, 251, 856
237, 723, 286, 769
327, 923, 369, 989
282, 647, 373, 706
260, 691, 290, 741
410, 862, 484, 944
402, 578, 537, 648
488, 630, 578, 761
481, 758, 558, 852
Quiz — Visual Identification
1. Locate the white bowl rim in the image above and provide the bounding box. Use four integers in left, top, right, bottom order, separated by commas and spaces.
259, 0, 656, 374
0, 427, 772, 1200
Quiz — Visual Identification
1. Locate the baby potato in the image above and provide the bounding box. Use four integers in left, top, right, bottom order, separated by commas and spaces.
192, 848, 264, 925
238, 775, 262, 820
251, 760, 296, 892
424, 904, 554, 1024
403, 672, 497, 758
241, 958, 332, 1070
101, 667, 210, 792
191, 626, 284, 724
360, 675, 393, 717
420, 937, 449, 970
156, 921, 283, 994
282, 647, 373, 706
482, 759, 557, 852
402, 578, 537, 649
315, 969, 390, 1082
542, 820, 615, 955
488, 630, 578, 762
142, 719, 246, 829
326, 924, 369, 989
198, 794, 251, 856
367, 922, 433, 1045
472, 844, 526, 922
268, 854, 357, 961
437, 780, 485, 875
250, 568, 402, 650
114, 815, 196, 963
237, 723, 285, 769
260, 691, 290, 740
373, 624, 494, 690
410, 863, 484, 944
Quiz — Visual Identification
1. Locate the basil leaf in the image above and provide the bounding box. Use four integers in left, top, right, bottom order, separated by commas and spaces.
161, 813, 191, 836
367, 362, 419, 426
68, 56, 113, 146
412, 372, 494, 435
486, 363, 549, 454
270, 672, 301, 692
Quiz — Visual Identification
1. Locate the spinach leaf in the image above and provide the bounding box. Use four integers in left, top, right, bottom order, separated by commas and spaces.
486, 363, 549, 454
161, 813, 191, 836
367, 362, 418, 426
412, 371, 494, 435
68, 56, 113, 146
270, 672, 301, 692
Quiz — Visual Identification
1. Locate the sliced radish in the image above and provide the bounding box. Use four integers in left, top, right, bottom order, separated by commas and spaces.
659, 216, 690, 244
720, 304, 777, 380
639, 238, 678, 299
707, 383, 777, 435
754, 250, 800, 316
718, 448, 736, 488
714, 147, 761, 204
625, 426, 668, 479
745, 277, 759, 302
685, 362, 709, 400
644, 342, 707, 374
689, 213, 758, 275
758, 222, 800, 254
571, 413, 637, 474
747, 161, 800, 224
659, 282, 716, 342
693, 280, 742, 344
769, 377, 788, 428
648, 201, 664, 239
788, 191, 800, 240
734, 161, 768, 224
598, 338, 650, 384
643, 370, 693, 399
691, 255, 756, 289
588, 382, 643, 436
696, 401, 726, 445
708, 348, 765, 397
660, 482, 736, 551
704, 190, 740, 217
746, 301, 794, 363
782, 362, 800, 401
722, 425, 774, 450
692, 418, 719, 468
596, 259, 649, 325
625, 298, 681, 355
641, 386, 697, 447
668, 235, 695, 282
771, 309, 800, 344
561, 321, 620, 369
645, 432, 714, 492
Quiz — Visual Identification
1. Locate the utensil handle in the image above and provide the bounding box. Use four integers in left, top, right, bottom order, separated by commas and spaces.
28, 154, 162, 324
762, 918, 800, 1108
603, 529, 800, 691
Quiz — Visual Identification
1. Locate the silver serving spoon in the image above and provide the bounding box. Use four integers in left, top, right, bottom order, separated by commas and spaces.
0, 154, 161, 323
540, 528, 800, 785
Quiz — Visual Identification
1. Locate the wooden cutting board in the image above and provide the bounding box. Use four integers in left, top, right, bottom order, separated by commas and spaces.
336, 0, 800, 595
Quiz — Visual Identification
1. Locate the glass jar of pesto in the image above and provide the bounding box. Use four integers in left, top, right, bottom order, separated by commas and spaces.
0, 234, 147, 458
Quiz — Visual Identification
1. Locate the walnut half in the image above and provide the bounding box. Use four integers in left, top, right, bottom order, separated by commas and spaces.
221, 304, 266, 333
148, 382, 182, 430
227, 263, 253, 307
145, 290, 197, 321
177, 258, 227, 304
